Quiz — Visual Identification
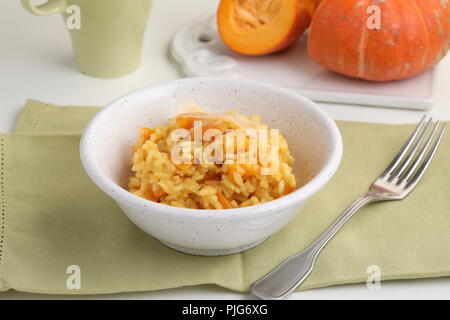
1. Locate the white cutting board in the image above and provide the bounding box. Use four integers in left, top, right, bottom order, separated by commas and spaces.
171, 13, 439, 110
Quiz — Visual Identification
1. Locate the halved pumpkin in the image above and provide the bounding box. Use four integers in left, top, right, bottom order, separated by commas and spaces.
217, 0, 318, 56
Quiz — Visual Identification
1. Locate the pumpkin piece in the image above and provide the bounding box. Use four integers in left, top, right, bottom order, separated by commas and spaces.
144, 189, 157, 202
282, 184, 295, 196
240, 163, 259, 177
153, 187, 167, 198
307, 0, 450, 81
140, 127, 155, 141
216, 191, 233, 209
176, 117, 197, 130
173, 162, 192, 171
176, 116, 219, 133
217, 0, 319, 56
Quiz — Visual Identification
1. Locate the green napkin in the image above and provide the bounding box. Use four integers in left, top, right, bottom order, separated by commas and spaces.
0, 100, 448, 294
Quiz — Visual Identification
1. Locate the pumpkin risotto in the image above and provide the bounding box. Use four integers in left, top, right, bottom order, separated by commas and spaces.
128, 110, 297, 209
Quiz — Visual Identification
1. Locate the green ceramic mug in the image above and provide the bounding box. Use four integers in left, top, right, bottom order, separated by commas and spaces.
21, 0, 152, 78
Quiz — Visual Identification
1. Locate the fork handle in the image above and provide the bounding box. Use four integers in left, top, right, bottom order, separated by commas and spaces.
251, 193, 379, 300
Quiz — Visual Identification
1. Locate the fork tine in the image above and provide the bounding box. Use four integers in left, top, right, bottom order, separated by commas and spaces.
381, 116, 427, 177
406, 123, 446, 189
390, 117, 433, 179
400, 121, 440, 182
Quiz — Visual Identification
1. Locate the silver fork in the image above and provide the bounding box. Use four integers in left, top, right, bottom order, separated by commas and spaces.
251, 117, 446, 300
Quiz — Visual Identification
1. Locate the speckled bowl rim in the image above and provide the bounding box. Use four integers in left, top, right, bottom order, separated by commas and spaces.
80, 77, 343, 222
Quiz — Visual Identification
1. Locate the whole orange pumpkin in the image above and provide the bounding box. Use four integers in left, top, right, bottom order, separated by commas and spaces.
307, 0, 450, 81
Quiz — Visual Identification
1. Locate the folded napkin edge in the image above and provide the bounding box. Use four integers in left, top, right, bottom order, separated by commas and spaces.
0, 134, 6, 289
13, 100, 47, 134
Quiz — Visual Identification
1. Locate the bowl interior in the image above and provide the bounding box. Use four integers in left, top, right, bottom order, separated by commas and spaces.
83, 78, 338, 195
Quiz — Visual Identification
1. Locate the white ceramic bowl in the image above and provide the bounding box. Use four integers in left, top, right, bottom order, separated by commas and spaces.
80, 77, 342, 256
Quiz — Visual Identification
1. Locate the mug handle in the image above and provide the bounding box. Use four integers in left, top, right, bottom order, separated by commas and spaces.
21, 0, 67, 16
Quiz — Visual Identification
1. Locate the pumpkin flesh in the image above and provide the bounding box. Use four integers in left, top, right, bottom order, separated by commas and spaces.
218, 0, 317, 56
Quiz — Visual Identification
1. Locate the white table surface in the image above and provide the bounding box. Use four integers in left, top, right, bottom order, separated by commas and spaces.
0, 0, 449, 300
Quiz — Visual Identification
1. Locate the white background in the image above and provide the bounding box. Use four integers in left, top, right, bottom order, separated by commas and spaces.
0, 0, 449, 299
